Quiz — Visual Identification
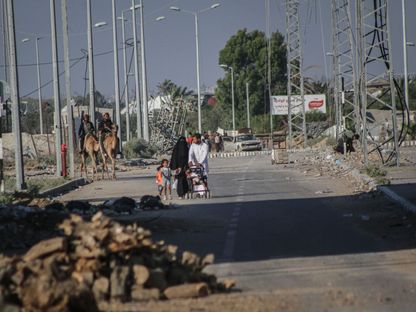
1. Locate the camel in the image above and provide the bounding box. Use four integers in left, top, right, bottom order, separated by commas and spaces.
80, 134, 100, 180
100, 124, 119, 180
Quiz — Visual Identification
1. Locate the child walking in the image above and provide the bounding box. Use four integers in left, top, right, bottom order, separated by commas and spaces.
160, 159, 172, 200
155, 166, 163, 196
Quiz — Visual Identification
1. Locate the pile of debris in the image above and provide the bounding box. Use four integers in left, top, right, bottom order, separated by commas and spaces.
0, 212, 235, 311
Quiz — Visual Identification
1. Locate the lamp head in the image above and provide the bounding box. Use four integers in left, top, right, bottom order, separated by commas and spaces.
170, 6, 181, 11
156, 16, 166, 21
94, 21, 107, 28
129, 4, 141, 10
211, 3, 221, 9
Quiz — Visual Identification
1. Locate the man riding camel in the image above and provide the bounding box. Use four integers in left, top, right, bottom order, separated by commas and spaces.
78, 113, 95, 154
98, 112, 113, 156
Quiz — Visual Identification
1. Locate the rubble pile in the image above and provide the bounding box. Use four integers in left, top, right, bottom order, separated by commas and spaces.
0, 212, 234, 311
291, 146, 375, 192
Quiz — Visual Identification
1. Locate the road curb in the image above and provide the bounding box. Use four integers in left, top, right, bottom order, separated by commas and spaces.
40, 177, 87, 197
378, 185, 416, 213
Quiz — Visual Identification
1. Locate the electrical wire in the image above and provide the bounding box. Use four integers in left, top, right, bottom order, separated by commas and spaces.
21, 55, 85, 98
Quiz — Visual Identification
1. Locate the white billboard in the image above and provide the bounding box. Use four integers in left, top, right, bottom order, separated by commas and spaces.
271, 94, 327, 115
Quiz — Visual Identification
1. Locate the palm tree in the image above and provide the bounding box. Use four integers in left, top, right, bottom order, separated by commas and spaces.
157, 79, 194, 101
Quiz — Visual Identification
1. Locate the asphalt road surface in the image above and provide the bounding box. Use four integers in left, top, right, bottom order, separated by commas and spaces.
62, 155, 416, 311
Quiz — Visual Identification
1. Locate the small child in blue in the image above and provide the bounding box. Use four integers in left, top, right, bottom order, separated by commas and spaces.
160, 159, 172, 200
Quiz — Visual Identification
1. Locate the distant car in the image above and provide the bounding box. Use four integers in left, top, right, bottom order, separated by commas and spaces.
223, 134, 262, 152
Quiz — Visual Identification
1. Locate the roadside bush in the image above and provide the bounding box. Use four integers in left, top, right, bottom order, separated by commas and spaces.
405, 123, 416, 140
365, 164, 387, 178
0, 193, 14, 205
123, 139, 157, 159
365, 164, 390, 185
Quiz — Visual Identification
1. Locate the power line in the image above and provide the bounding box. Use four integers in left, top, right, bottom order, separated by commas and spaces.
21, 54, 84, 97
0, 48, 116, 68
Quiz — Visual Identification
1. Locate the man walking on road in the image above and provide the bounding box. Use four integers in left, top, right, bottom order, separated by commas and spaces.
188, 133, 209, 175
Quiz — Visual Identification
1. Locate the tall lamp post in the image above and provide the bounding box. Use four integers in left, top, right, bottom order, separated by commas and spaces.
220, 64, 235, 133
401, 0, 415, 110
6, 0, 25, 189
86, 0, 96, 125
118, 11, 131, 142
111, 0, 121, 152
131, 1, 142, 139
170, 3, 221, 134
139, 0, 149, 141
21, 37, 44, 135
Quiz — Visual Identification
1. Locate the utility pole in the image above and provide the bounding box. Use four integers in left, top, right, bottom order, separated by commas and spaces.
131, 0, 142, 138
35, 38, 44, 134
61, 0, 75, 178
2, 0, 9, 82
246, 82, 250, 128
120, 12, 130, 142
87, 0, 96, 125
402, 0, 409, 111
266, 0, 273, 136
0, 104, 3, 193
112, 0, 122, 152
230, 67, 235, 132
139, 0, 149, 141
50, 0, 62, 176
6, 0, 25, 189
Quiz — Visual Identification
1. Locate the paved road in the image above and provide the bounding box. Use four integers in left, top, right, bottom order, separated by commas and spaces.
61, 155, 416, 311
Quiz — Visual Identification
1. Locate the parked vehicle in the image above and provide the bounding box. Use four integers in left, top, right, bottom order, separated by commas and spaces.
223, 134, 262, 152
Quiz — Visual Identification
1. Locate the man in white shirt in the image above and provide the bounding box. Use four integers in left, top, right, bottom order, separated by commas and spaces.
188, 133, 209, 175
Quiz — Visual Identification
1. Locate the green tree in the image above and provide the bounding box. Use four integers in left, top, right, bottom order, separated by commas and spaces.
215, 29, 287, 131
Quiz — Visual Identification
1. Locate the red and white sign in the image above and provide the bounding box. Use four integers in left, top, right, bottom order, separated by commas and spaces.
271, 94, 326, 115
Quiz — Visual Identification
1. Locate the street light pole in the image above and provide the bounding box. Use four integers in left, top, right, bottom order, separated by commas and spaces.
23, 37, 44, 135
112, 0, 122, 152
6, 0, 25, 190
119, 12, 130, 142
87, 0, 96, 125
402, 0, 409, 110
170, 4, 220, 134
246, 81, 250, 128
230, 66, 235, 133
139, 0, 149, 141
131, 0, 142, 139
194, 12, 202, 133
50, 0, 63, 176
220, 64, 235, 132
61, 0, 75, 178
35, 37, 44, 135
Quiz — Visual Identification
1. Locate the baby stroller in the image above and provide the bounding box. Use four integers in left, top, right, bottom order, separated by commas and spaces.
186, 166, 211, 199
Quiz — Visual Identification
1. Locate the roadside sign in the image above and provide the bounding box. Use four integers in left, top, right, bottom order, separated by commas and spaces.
271, 94, 327, 115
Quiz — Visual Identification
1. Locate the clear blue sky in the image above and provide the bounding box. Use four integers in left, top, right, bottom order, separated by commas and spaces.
2, 0, 415, 100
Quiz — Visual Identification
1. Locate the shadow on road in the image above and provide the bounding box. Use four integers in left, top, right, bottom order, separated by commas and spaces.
139, 191, 416, 264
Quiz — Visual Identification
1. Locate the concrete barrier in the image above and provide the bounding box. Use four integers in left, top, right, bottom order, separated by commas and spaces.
208, 150, 271, 159
40, 177, 87, 197
378, 185, 416, 213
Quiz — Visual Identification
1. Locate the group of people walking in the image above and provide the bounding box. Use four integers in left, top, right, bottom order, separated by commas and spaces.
156, 133, 209, 200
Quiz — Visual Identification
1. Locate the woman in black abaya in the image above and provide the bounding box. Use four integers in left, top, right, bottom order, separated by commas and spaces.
170, 136, 189, 198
